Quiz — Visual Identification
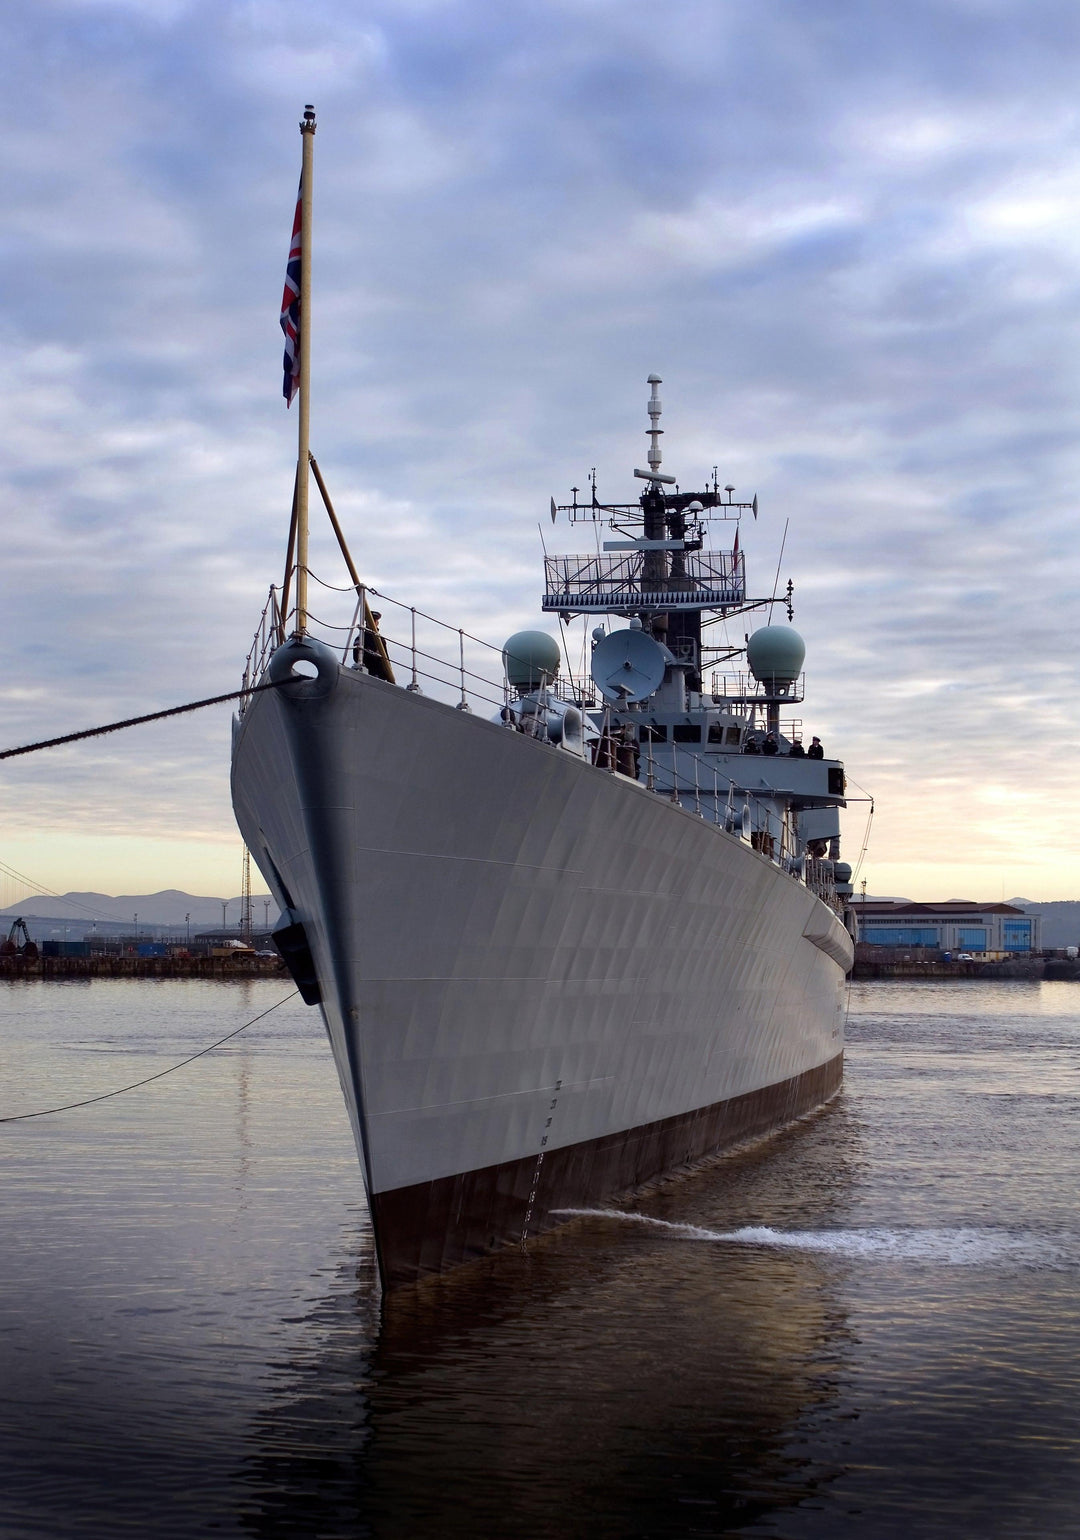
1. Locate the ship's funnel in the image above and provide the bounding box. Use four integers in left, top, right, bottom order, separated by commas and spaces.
747, 626, 805, 696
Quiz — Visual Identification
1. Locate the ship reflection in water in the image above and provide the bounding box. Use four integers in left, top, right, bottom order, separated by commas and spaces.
238, 1111, 859, 1539
4, 979, 1080, 1539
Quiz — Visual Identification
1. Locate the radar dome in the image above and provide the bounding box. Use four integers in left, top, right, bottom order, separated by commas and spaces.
502, 631, 561, 694
747, 626, 805, 693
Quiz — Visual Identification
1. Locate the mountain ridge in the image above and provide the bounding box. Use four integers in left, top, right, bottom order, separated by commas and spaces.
0, 889, 277, 927
1007, 899, 1080, 950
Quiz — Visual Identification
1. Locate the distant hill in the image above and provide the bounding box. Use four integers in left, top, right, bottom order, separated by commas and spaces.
7, 889, 1074, 946
0, 889, 279, 936
1008, 899, 1080, 950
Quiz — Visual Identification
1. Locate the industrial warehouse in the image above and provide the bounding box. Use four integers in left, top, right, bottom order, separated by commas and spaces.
855, 900, 1040, 958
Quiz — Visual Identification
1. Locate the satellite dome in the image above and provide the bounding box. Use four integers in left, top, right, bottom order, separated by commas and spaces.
502, 631, 561, 694
747, 626, 805, 693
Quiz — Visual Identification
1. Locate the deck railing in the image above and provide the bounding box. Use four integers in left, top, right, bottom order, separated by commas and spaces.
710, 669, 806, 704
240, 586, 284, 709
542, 550, 745, 613
241, 573, 842, 906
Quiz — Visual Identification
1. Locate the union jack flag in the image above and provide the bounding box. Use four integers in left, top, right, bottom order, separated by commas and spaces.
280, 179, 302, 405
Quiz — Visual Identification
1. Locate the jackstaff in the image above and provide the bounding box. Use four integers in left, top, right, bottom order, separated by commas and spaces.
281, 104, 316, 635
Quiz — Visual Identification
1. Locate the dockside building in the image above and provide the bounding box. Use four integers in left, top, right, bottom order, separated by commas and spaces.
855, 900, 1039, 958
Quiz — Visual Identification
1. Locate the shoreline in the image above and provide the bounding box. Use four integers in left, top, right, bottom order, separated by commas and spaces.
851, 956, 1079, 981
4, 954, 1077, 983
0, 955, 288, 981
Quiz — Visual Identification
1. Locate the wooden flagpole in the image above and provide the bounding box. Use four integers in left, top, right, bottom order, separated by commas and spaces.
278, 463, 300, 642
295, 104, 316, 635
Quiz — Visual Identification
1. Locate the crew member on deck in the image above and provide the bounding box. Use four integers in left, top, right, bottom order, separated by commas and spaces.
789, 738, 806, 758
762, 734, 779, 756
807, 735, 824, 759
354, 611, 385, 673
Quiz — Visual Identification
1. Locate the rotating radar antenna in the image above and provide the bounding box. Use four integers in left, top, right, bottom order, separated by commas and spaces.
590, 629, 668, 703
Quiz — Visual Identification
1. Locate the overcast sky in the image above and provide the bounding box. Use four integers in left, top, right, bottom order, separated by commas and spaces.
3, 0, 1080, 904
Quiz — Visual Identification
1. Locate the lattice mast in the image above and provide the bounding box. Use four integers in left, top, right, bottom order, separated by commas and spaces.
241, 846, 253, 945
544, 376, 773, 693
637, 375, 700, 677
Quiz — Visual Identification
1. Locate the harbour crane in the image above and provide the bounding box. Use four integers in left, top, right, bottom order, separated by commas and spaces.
1, 918, 39, 958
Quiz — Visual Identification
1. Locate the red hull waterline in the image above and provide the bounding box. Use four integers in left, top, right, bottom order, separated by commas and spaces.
371, 1050, 844, 1288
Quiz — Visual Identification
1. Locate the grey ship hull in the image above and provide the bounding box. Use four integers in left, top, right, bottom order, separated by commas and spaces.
232, 656, 852, 1288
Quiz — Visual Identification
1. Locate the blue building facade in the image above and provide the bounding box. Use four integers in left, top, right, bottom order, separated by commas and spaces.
856, 902, 1039, 957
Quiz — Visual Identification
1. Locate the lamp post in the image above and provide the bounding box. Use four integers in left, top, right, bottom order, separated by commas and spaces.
185, 913, 191, 948
221, 899, 229, 933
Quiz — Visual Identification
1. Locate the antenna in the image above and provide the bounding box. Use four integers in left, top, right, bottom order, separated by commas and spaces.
590, 629, 668, 704
632, 374, 676, 484
769, 518, 790, 618
647, 374, 663, 472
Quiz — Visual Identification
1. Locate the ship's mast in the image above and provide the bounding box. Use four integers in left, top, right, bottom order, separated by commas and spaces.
636, 375, 702, 687
646, 373, 664, 475
543, 377, 765, 654
295, 105, 316, 635
640, 376, 668, 634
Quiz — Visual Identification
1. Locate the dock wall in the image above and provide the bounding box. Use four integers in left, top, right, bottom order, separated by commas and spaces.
0, 955, 289, 982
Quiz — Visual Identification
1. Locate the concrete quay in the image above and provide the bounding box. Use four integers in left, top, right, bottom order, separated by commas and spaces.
0, 954, 288, 981
852, 950, 1079, 981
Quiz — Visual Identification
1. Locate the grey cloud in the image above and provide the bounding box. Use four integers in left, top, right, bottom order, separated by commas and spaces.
3, 0, 1080, 892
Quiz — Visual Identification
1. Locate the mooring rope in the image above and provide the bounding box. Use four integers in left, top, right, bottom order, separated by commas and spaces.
0, 990, 300, 1123
0, 679, 283, 762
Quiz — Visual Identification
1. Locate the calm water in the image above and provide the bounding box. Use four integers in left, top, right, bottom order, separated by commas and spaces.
2, 977, 1079, 1538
